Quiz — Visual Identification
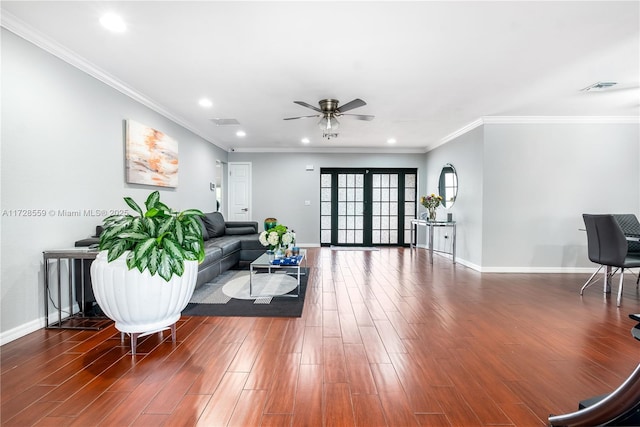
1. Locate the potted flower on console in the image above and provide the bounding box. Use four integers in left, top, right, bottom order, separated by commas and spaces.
259, 224, 295, 258
90, 191, 205, 355
420, 193, 443, 221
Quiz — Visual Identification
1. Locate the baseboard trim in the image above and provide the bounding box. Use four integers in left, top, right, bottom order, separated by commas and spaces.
0, 318, 46, 346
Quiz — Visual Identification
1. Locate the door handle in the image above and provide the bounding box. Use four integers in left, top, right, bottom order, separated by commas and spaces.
241, 208, 248, 212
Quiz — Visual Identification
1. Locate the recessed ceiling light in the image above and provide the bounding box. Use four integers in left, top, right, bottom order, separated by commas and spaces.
236, 130, 246, 137
301, 138, 310, 144
198, 98, 213, 108
387, 138, 397, 144
99, 13, 126, 33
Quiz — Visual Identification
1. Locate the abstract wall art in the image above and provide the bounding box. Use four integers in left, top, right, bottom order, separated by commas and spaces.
125, 120, 178, 187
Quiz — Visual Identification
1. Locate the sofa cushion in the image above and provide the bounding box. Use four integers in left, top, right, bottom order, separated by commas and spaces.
225, 226, 257, 235
234, 234, 267, 251
196, 217, 210, 241
207, 236, 242, 256
202, 212, 226, 238
202, 244, 223, 266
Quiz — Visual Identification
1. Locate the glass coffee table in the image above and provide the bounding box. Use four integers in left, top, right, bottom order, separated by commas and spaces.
249, 249, 306, 298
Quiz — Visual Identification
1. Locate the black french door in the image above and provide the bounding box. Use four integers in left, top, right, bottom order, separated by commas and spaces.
320, 168, 417, 246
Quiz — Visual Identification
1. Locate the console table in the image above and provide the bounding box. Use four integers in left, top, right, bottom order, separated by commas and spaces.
410, 219, 457, 264
43, 248, 109, 330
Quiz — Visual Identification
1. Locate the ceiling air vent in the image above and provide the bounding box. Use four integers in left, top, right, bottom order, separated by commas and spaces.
580, 81, 617, 92
210, 118, 240, 126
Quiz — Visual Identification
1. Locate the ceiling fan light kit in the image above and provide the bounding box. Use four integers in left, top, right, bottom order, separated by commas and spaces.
284, 98, 374, 141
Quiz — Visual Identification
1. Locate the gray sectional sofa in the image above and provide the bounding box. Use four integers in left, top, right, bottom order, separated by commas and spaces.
74, 212, 265, 312
197, 211, 264, 287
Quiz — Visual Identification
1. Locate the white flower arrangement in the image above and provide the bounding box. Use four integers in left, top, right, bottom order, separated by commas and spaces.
259, 224, 295, 250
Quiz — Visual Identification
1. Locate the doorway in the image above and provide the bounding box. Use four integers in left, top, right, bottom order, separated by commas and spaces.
320, 168, 417, 246
228, 162, 252, 220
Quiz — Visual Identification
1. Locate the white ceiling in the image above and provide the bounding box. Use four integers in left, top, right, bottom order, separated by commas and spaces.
2, 1, 639, 152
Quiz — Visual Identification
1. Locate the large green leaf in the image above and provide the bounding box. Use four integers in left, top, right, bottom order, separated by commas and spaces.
175, 220, 184, 244
99, 219, 132, 245
145, 191, 160, 210
130, 217, 142, 232
157, 216, 175, 235
180, 209, 204, 218
148, 246, 159, 275
123, 196, 143, 216
134, 237, 157, 262
126, 251, 136, 270
145, 207, 160, 218
183, 250, 198, 261
163, 237, 184, 261
142, 217, 156, 237
107, 240, 129, 262
117, 231, 149, 241
171, 257, 185, 277
157, 250, 172, 281
136, 253, 149, 273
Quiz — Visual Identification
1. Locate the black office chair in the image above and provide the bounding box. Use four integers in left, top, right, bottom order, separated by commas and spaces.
582, 214, 640, 306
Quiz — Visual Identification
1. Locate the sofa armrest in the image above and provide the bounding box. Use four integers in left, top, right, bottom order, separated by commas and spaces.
225, 221, 258, 234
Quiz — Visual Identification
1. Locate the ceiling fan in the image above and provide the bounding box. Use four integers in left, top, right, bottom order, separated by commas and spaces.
284, 98, 374, 139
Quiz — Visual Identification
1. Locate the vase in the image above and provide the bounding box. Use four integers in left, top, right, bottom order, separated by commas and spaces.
428, 208, 437, 221
264, 218, 277, 231
274, 245, 284, 259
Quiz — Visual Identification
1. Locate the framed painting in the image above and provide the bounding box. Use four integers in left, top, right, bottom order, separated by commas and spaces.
125, 120, 178, 187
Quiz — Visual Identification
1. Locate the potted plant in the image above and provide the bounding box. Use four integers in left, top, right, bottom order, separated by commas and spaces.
420, 193, 443, 221
90, 191, 205, 355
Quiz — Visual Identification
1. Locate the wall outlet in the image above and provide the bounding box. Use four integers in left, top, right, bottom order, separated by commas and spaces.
304, 200, 311, 206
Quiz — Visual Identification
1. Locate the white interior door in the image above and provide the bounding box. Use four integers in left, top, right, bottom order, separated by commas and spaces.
228, 162, 251, 220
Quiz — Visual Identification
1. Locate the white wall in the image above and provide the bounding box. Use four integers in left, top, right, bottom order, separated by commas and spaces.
1, 30, 228, 342
482, 122, 639, 271
425, 126, 484, 268
228, 152, 426, 245
427, 121, 640, 272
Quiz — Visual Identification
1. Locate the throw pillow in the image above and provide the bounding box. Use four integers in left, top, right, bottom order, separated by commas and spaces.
196, 217, 210, 241
225, 226, 256, 235
203, 212, 226, 238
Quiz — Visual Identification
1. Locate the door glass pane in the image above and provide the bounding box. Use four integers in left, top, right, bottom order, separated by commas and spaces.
372, 173, 399, 244
337, 173, 364, 245
404, 173, 417, 246
320, 173, 332, 244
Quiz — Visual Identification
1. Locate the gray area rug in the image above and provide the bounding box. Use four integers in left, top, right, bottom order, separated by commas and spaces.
182, 268, 309, 317
189, 270, 298, 305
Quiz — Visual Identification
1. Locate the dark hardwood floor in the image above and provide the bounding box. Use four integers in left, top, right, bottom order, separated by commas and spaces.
2, 247, 640, 426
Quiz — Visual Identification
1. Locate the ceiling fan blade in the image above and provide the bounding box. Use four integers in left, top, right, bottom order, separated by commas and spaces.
293, 101, 322, 113
337, 98, 366, 113
340, 114, 375, 121
283, 114, 321, 121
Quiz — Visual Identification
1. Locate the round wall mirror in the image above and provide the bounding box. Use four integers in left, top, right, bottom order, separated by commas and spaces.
438, 163, 458, 208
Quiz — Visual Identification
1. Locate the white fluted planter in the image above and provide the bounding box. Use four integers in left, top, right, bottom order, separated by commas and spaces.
90, 251, 198, 354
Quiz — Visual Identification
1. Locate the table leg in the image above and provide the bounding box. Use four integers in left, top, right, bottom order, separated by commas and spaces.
250, 264, 254, 297
429, 223, 434, 264
452, 223, 457, 264
44, 257, 49, 327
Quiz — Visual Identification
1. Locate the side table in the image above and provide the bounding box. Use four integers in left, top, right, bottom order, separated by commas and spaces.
43, 248, 110, 330
410, 219, 457, 264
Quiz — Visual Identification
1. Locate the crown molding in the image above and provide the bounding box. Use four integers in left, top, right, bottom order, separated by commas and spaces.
482, 116, 640, 124
229, 146, 427, 154
1, 12, 228, 151
427, 115, 640, 152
